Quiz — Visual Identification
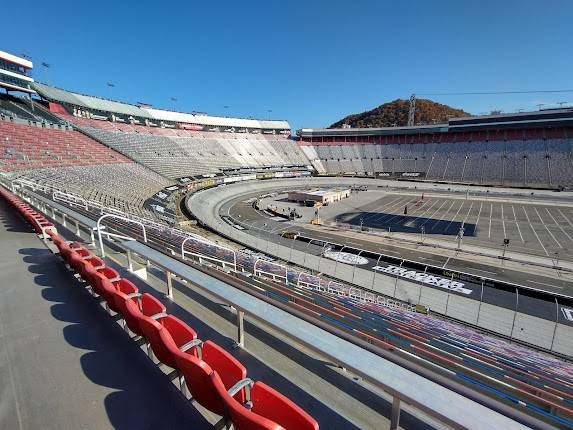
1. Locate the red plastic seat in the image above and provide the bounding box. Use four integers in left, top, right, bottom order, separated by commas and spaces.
201, 341, 247, 404
173, 350, 226, 415
89, 271, 117, 300
113, 278, 138, 295
103, 278, 138, 314
68, 251, 86, 273
212, 375, 319, 430
74, 247, 93, 259
96, 266, 120, 282
140, 315, 197, 369
69, 241, 84, 250
85, 256, 105, 270
172, 340, 248, 415
121, 293, 166, 337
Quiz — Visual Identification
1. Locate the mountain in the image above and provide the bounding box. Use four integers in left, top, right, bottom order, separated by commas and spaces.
329, 99, 470, 129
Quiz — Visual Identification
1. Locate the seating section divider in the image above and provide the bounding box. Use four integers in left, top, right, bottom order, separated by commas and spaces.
0, 185, 319, 430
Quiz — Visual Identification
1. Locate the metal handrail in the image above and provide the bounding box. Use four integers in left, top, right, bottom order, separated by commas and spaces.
181, 235, 237, 272
97, 214, 147, 258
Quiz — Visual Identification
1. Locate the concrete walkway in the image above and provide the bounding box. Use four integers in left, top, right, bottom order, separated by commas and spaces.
0, 198, 212, 430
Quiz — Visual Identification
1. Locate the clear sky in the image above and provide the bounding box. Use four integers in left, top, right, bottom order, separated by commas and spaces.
2, 0, 572, 130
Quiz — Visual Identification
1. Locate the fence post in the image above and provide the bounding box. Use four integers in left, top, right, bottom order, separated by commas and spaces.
390, 397, 401, 430
550, 297, 559, 351
165, 269, 173, 299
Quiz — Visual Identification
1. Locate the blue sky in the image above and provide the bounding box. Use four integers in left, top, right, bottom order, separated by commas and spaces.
2, 0, 572, 130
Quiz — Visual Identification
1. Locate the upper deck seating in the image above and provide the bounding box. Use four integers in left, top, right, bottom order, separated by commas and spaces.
56, 115, 309, 179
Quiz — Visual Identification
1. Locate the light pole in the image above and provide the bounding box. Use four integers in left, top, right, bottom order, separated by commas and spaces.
262, 222, 270, 254
501, 238, 510, 259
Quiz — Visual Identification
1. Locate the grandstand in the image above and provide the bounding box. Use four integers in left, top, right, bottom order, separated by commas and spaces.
298, 111, 573, 189
2, 47, 573, 430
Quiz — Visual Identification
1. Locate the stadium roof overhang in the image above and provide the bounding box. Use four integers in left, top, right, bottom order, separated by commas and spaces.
298, 110, 573, 138
0, 50, 33, 69
32, 81, 291, 131
0, 81, 36, 94
297, 124, 448, 137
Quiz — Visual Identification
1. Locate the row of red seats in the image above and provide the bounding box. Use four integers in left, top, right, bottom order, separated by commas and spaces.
0, 186, 318, 430
49, 233, 319, 430
0, 186, 56, 237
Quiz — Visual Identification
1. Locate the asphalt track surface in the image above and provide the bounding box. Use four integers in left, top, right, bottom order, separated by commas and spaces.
223, 192, 573, 300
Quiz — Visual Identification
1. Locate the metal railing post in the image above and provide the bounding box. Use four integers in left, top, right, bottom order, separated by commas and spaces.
390, 397, 401, 430
371, 255, 381, 292
235, 308, 245, 348
165, 270, 173, 299
127, 250, 134, 272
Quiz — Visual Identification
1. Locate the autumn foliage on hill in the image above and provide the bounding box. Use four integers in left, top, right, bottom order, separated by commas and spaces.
329, 98, 470, 128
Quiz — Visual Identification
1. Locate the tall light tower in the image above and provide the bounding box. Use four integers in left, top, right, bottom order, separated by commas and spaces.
407, 93, 416, 126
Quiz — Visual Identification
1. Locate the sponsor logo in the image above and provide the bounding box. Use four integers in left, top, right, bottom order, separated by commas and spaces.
166, 186, 179, 191
323, 251, 369, 265
373, 265, 473, 295
156, 192, 168, 200
561, 307, 573, 322
401, 172, 420, 177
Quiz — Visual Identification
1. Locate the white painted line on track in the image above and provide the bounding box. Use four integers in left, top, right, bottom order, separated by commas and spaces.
522, 206, 549, 256
420, 199, 447, 228
501, 205, 507, 238
431, 200, 456, 230
414, 198, 439, 220
475, 202, 483, 228
445, 201, 465, 231
471, 268, 498, 275
378, 248, 401, 255
369, 196, 411, 223
511, 205, 524, 243
545, 208, 573, 244
488, 203, 493, 238
558, 208, 573, 229
359, 196, 402, 222
533, 207, 562, 248
526, 280, 563, 289
462, 202, 474, 226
